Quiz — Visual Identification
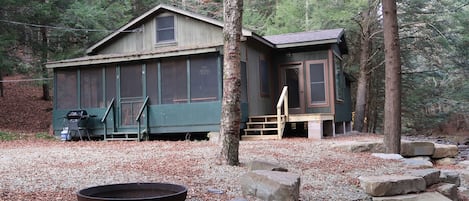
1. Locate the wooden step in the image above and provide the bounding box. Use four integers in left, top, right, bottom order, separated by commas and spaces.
241, 135, 280, 140
249, 115, 284, 122
244, 128, 278, 132
105, 138, 139, 141
104, 132, 140, 141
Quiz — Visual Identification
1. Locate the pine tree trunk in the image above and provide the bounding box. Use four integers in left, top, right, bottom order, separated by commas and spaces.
218, 0, 243, 166
383, 0, 402, 153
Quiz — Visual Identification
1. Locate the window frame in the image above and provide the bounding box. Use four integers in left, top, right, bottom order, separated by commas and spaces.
155, 15, 176, 45
305, 60, 329, 107
334, 53, 345, 102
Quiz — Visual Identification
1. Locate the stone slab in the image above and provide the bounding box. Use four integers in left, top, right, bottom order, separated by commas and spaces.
359, 175, 426, 197
240, 170, 300, 201
372, 153, 404, 160
400, 141, 435, 157
248, 160, 288, 172
407, 169, 440, 186
372, 192, 451, 201
432, 143, 458, 159
401, 158, 434, 169
440, 170, 460, 186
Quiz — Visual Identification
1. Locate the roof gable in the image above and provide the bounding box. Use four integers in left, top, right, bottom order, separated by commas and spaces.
86, 4, 260, 55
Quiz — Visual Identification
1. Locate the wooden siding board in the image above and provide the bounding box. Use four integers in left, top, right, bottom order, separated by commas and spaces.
246, 45, 274, 116
149, 102, 221, 127
334, 83, 353, 122
96, 11, 224, 55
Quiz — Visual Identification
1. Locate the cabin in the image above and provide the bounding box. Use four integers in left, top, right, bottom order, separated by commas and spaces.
46, 4, 353, 141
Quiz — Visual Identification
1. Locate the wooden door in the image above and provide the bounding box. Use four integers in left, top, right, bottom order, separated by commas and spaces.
280, 63, 305, 114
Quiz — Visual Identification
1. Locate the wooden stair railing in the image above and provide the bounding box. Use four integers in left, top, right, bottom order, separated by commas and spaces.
101, 98, 116, 141
243, 86, 288, 140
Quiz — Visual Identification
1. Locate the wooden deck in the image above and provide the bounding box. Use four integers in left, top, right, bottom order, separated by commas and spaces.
242, 113, 334, 140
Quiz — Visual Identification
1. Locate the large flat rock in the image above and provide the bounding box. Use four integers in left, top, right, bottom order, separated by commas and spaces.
333, 140, 385, 153
372, 192, 451, 201
432, 143, 458, 159
240, 170, 300, 201
400, 141, 435, 157
401, 158, 434, 169
247, 160, 288, 172
440, 170, 460, 186
359, 175, 426, 197
407, 169, 440, 186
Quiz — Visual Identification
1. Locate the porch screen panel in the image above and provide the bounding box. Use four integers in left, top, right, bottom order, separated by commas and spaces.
105, 66, 116, 104
120, 63, 142, 98
309, 63, 326, 103
56, 69, 77, 109
161, 57, 187, 104
80, 67, 103, 108
190, 54, 218, 102
146, 61, 158, 104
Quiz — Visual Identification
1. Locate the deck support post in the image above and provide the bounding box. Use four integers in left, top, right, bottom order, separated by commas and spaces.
307, 120, 323, 139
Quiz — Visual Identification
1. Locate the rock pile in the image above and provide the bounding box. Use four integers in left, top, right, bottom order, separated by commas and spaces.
334, 139, 469, 200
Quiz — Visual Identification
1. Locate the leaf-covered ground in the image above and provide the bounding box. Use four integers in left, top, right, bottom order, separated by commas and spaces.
0, 75, 52, 134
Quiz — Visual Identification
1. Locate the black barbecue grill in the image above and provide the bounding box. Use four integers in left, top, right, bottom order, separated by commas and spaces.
62, 110, 91, 141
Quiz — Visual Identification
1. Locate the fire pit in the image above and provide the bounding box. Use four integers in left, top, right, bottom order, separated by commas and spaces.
77, 183, 187, 201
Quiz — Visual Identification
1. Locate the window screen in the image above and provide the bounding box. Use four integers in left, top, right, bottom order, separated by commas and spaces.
56, 69, 77, 109
156, 16, 175, 42
146, 60, 158, 104
190, 54, 218, 102
120, 63, 142, 98
81, 67, 103, 108
309, 63, 326, 103
105, 66, 116, 104
161, 57, 187, 104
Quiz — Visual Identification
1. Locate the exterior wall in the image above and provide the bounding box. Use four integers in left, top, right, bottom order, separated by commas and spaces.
96, 11, 223, 55
335, 82, 353, 122
332, 44, 353, 122
244, 40, 274, 116
274, 49, 332, 114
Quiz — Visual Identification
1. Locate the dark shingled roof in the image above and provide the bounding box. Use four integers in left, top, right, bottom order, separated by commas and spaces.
264, 28, 344, 45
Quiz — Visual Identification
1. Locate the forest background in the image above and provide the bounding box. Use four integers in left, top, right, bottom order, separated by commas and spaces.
0, 0, 467, 136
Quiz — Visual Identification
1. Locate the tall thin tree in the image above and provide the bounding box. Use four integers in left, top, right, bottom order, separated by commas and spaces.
218, 0, 243, 165
383, 0, 402, 153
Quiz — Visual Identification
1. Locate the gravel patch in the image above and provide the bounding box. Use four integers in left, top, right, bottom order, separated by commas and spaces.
0, 135, 406, 200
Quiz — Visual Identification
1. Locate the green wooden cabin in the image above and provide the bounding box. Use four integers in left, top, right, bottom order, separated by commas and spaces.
47, 4, 352, 140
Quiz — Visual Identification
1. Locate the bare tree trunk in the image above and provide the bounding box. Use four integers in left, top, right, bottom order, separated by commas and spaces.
383, 0, 402, 153
353, 1, 374, 132
0, 71, 3, 97
218, 0, 243, 166
40, 26, 50, 101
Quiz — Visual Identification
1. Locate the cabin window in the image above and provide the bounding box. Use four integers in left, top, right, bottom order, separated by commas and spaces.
156, 16, 175, 43
56, 69, 77, 109
190, 54, 218, 102
306, 60, 328, 106
259, 56, 270, 97
334, 55, 345, 101
161, 57, 187, 104
80, 67, 103, 108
